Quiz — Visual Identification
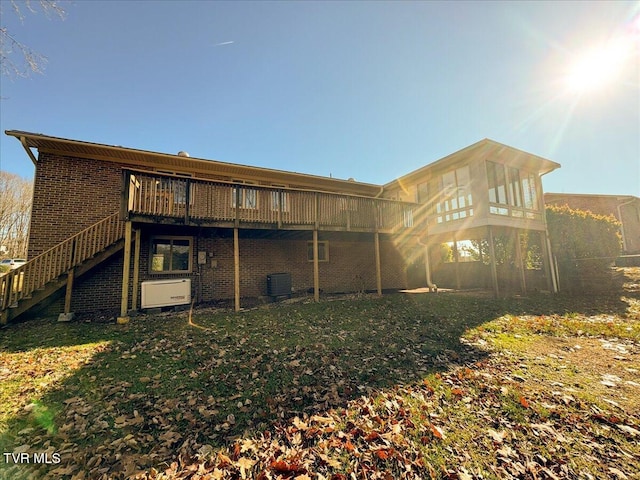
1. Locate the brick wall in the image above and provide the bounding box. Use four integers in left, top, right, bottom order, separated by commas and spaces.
28, 153, 125, 257
27, 154, 411, 316
132, 229, 408, 304
40, 229, 409, 316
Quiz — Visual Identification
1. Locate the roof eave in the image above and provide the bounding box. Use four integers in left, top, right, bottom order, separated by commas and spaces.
5, 130, 381, 196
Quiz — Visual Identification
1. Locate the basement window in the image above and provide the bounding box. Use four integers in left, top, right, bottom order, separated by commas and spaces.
307, 241, 329, 262
150, 237, 192, 273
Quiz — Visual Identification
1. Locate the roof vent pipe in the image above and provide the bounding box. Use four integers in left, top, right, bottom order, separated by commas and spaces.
177, 151, 190, 157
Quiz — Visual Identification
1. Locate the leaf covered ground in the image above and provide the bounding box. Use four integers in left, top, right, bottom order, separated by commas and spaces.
1, 268, 639, 479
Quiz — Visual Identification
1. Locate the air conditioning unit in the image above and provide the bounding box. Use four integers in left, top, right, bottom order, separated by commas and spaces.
141, 278, 191, 309
267, 273, 292, 297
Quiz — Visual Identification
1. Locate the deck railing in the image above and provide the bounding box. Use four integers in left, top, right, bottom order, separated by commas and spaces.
1, 212, 124, 311
124, 170, 421, 233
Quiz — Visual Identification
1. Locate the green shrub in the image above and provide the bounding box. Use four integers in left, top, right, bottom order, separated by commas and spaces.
546, 204, 621, 261
546, 205, 622, 290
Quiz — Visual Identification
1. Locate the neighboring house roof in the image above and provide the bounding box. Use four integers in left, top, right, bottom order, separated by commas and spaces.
545, 193, 639, 203
384, 138, 561, 189
5, 130, 383, 197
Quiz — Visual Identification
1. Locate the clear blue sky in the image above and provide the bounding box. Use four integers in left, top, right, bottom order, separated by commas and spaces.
1, 0, 638, 196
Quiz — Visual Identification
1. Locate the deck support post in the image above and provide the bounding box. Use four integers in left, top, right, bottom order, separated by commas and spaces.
117, 221, 133, 323
542, 230, 558, 293
313, 230, 320, 302
514, 229, 527, 294
234, 227, 240, 311
131, 228, 141, 311
58, 268, 76, 322
487, 226, 499, 298
452, 236, 461, 290
63, 269, 74, 314
374, 232, 382, 296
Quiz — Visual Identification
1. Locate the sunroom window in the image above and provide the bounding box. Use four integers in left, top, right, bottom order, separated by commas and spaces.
436, 166, 473, 223
487, 161, 540, 218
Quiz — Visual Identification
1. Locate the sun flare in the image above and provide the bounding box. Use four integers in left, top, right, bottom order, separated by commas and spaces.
564, 37, 634, 94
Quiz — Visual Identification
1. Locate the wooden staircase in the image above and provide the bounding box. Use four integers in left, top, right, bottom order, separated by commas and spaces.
1, 213, 125, 324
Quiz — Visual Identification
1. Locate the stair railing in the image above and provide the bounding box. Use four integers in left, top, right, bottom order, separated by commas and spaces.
1, 212, 124, 311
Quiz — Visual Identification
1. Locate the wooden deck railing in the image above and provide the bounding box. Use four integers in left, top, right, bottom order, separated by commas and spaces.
1, 212, 124, 311
124, 170, 421, 232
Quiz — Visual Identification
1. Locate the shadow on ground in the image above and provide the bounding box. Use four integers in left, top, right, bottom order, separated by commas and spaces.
1, 268, 638, 477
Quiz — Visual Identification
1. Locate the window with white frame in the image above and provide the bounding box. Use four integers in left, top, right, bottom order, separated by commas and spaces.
436, 166, 474, 223
150, 237, 192, 273
487, 161, 540, 218
487, 161, 508, 215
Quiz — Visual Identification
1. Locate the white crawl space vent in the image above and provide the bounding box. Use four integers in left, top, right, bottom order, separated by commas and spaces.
141, 279, 191, 309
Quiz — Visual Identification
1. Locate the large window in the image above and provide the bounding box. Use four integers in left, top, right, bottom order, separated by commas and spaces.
487, 162, 540, 218
150, 237, 192, 273
521, 173, 539, 211
436, 166, 473, 223
487, 161, 508, 215
231, 181, 258, 209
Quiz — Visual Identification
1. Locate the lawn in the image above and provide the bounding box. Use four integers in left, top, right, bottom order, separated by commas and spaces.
1, 269, 639, 479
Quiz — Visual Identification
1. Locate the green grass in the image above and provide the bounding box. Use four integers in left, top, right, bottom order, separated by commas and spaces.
1, 279, 639, 479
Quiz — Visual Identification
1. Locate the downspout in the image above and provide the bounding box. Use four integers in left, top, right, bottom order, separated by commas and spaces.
616, 197, 635, 253
417, 237, 438, 292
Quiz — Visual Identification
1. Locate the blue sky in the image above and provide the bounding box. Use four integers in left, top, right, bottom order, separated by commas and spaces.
1, 0, 638, 196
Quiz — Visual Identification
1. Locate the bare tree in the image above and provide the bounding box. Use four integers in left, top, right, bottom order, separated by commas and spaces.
0, 0, 66, 78
0, 171, 33, 258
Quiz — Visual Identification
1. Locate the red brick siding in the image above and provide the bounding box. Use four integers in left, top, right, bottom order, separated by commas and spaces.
28, 153, 125, 257
27, 154, 410, 316
39, 231, 409, 316
132, 231, 408, 302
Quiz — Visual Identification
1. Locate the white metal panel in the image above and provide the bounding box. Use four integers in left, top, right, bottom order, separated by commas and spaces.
141, 278, 191, 309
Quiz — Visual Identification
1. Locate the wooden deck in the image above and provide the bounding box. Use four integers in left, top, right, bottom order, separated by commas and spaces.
122, 170, 423, 233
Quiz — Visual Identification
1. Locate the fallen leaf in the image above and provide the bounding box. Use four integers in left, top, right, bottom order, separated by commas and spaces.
430, 423, 444, 439
487, 428, 507, 443
608, 467, 629, 479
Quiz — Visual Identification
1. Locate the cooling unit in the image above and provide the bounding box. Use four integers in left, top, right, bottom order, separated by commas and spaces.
267, 273, 292, 297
